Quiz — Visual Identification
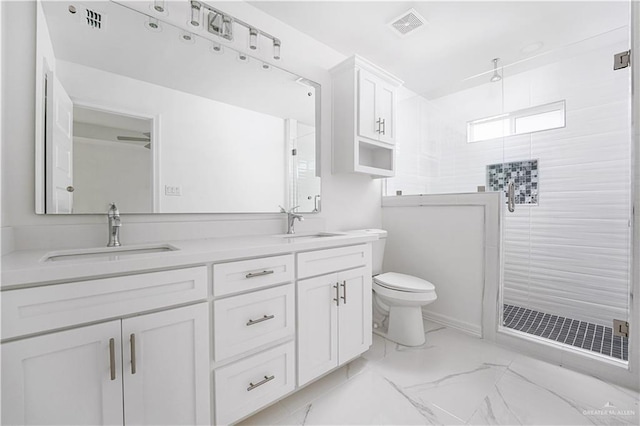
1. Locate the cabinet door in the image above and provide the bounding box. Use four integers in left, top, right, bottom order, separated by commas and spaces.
122, 303, 211, 425
1, 321, 124, 425
377, 81, 396, 145
358, 69, 380, 141
297, 273, 339, 386
337, 267, 373, 363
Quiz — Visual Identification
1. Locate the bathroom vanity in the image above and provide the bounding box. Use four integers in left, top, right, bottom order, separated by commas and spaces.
1, 233, 375, 425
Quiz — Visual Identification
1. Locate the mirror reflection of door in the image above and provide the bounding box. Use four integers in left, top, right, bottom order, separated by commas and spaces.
71, 106, 153, 214
45, 71, 74, 213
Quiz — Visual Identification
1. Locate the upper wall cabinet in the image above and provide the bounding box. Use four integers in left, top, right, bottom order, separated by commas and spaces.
331, 56, 403, 178
358, 69, 397, 145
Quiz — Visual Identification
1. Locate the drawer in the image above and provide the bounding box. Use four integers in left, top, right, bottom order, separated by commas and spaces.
213, 284, 294, 361
213, 254, 294, 297
214, 341, 295, 425
1, 266, 208, 340
297, 244, 371, 279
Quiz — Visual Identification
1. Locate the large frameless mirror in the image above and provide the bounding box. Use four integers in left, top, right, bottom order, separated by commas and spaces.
35, 0, 321, 214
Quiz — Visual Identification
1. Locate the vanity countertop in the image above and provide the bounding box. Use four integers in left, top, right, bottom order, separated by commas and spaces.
1, 233, 377, 289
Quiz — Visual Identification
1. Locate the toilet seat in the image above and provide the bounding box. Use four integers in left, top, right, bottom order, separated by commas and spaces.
374, 272, 435, 293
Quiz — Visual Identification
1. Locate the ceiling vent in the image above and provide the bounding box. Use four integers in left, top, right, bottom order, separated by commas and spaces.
69, 3, 107, 30
84, 7, 105, 29
388, 8, 427, 38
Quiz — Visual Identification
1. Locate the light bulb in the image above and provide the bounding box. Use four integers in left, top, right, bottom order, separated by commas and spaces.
249, 28, 258, 50
273, 39, 281, 60
190, 2, 201, 27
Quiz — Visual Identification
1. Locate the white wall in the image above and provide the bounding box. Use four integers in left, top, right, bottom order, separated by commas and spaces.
0, 1, 382, 251
388, 31, 632, 328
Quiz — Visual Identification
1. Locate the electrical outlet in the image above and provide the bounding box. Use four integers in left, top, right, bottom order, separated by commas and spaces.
164, 185, 182, 196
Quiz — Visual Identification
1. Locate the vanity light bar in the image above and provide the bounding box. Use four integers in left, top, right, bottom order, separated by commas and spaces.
193, 0, 282, 60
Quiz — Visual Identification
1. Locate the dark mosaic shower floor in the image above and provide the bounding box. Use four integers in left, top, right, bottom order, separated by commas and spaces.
503, 304, 628, 361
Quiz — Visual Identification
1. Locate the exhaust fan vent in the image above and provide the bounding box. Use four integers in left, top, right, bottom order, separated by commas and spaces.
84, 7, 105, 29
388, 8, 426, 38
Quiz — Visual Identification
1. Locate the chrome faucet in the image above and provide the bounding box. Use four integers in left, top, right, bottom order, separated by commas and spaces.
107, 202, 122, 247
280, 205, 304, 234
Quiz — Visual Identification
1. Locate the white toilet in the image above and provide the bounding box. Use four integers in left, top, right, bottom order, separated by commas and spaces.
358, 229, 437, 346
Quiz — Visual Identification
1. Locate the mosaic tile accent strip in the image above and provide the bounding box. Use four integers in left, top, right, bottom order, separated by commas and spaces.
503, 304, 628, 361
487, 159, 538, 205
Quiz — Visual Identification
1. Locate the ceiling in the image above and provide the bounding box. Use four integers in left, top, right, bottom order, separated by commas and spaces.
249, 1, 629, 98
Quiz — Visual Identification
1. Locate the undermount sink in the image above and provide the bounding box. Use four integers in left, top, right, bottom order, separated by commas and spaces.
273, 232, 345, 239
42, 244, 179, 262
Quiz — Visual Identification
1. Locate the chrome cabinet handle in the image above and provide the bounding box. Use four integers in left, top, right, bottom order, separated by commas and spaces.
109, 338, 116, 381
340, 280, 347, 304
381, 118, 386, 135
246, 314, 275, 326
333, 283, 340, 306
375, 118, 382, 133
507, 180, 515, 213
246, 270, 274, 279
247, 375, 275, 391
130, 334, 136, 375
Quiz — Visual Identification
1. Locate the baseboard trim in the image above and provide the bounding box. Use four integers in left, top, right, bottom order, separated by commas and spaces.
422, 310, 481, 338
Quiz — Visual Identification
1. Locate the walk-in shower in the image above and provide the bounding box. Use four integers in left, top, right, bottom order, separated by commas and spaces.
385, 1, 633, 366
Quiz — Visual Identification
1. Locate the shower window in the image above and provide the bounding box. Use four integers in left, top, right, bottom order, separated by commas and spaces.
467, 100, 566, 143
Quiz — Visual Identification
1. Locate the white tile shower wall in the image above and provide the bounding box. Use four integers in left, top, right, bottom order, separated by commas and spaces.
392, 35, 631, 327
0, 1, 382, 251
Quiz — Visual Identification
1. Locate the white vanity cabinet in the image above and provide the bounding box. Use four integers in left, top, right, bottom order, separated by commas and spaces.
1, 267, 211, 426
331, 55, 403, 178
211, 255, 296, 425
296, 245, 373, 386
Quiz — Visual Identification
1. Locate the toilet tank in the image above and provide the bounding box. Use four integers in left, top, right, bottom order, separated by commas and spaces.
351, 229, 387, 275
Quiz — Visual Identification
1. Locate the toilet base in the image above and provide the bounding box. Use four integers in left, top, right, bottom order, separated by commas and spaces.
387, 306, 425, 346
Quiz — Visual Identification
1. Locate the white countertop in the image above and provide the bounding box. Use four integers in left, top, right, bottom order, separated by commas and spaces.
1, 232, 377, 289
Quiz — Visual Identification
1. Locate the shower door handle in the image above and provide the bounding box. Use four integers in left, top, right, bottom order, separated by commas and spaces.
507, 181, 515, 212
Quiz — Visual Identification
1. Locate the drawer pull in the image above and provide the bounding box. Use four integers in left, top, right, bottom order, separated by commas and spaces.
246, 314, 275, 326
109, 338, 116, 381
247, 375, 275, 391
333, 283, 340, 306
245, 270, 275, 279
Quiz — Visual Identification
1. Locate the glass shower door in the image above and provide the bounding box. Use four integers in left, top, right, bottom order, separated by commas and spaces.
499, 27, 632, 362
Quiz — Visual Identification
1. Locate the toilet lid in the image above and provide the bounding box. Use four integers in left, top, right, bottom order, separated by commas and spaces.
374, 272, 435, 293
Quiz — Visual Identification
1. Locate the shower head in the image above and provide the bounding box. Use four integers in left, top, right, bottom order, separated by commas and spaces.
490, 58, 502, 83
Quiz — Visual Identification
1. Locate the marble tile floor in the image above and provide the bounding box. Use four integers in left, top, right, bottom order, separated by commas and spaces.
240, 321, 639, 426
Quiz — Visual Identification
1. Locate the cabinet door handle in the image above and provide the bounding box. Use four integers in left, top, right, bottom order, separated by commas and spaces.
340, 280, 347, 304
247, 375, 275, 391
246, 270, 274, 279
109, 338, 116, 381
381, 118, 386, 135
375, 117, 382, 133
130, 333, 137, 375
246, 314, 275, 326
333, 283, 340, 306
